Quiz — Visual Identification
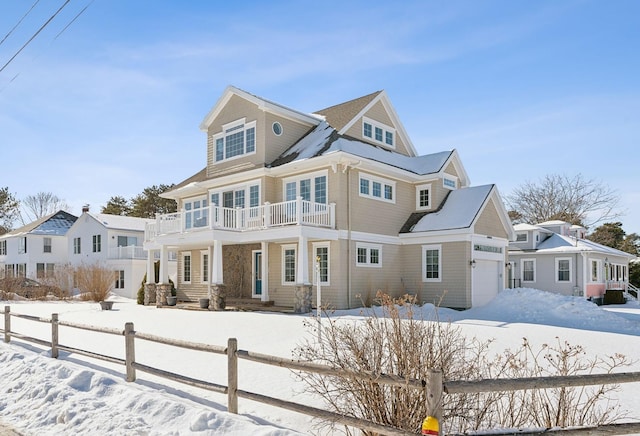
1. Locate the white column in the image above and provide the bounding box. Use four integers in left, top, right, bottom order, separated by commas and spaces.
212, 239, 223, 284
146, 250, 156, 283
261, 241, 269, 302
297, 234, 309, 285
159, 245, 167, 284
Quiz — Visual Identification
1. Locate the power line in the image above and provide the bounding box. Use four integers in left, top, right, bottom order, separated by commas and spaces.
0, 0, 41, 47
53, 0, 94, 41
0, 0, 71, 74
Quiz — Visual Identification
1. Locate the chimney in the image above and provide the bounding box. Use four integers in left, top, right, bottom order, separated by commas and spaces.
82, 204, 90, 213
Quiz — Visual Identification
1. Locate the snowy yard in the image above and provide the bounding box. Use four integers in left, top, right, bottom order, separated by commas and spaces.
1, 288, 640, 435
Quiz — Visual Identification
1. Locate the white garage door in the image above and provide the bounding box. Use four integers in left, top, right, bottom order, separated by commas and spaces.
472, 260, 500, 307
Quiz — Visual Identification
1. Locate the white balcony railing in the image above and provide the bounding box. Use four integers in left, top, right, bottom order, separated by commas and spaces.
145, 197, 335, 241
108, 245, 147, 260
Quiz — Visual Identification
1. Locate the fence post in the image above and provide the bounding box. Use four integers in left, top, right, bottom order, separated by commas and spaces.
125, 322, 136, 382
227, 338, 238, 414
426, 369, 443, 428
51, 313, 59, 358
4, 306, 9, 343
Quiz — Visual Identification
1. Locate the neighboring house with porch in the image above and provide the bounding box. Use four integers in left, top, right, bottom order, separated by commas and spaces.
508, 220, 636, 303
0, 210, 77, 281
144, 86, 514, 311
66, 208, 177, 299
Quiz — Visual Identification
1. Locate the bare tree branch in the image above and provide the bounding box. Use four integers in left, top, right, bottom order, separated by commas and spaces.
19, 192, 70, 225
506, 174, 621, 229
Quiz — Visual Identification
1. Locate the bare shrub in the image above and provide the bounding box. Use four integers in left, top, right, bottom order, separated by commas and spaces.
74, 263, 115, 302
294, 292, 630, 435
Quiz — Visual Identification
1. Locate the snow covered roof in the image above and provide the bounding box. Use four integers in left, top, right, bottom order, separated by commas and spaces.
513, 223, 542, 232
271, 121, 453, 176
2, 210, 77, 237
534, 233, 635, 258
88, 213, 153, 232
408, 184, 494, 232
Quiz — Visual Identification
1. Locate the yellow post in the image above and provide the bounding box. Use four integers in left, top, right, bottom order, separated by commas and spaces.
421, 415, 439, 435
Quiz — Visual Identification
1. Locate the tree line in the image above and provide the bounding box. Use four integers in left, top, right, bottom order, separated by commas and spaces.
0, 184, 177, 234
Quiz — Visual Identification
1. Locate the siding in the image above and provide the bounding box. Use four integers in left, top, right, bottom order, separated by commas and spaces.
444, 161, 459, 179
264, 113, 315, 164
342, 101, 410, 156
474, 198, 509, 239
206, 95, 266, 177
403, 241, 471, 309
350, 171, 414, 236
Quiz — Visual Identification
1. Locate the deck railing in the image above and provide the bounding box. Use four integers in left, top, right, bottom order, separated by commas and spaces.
145, 197, 335, 241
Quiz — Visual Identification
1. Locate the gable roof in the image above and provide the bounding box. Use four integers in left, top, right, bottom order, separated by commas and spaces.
86, 213, 153, 232
1, 210, 77, 238
511, 223, 635, 258
199, 86, 321, 131
406, 184, 495, 233
270, 121, 458, 177
314, 91, 382, 132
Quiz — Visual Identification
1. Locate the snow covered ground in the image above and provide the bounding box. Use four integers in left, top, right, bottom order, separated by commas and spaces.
1, 288, 640, 435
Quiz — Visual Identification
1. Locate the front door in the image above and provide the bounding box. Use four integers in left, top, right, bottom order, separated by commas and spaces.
253, 251, 262, 297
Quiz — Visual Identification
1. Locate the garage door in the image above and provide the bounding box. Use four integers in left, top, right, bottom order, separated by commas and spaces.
472, 260, 500, 306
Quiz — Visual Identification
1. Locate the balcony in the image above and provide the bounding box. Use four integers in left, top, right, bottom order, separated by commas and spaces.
108, 245, 178, 261
145, 198, 335, 241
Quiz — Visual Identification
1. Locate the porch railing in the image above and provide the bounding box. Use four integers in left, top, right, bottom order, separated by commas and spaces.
145, 197, 335, 241
108, 245, 147, 260
606, 280, 627, 291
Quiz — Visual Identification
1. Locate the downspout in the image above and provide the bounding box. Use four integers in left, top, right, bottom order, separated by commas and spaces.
347, 165, 352, 309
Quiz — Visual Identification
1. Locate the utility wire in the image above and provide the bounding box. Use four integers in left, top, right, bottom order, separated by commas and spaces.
0, 0, 71, 74
0, 0, 41, 47
53, 0, 94, 41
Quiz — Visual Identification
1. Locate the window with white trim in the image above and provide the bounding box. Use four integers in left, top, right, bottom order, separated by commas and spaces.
213, 118, 257, 162
356, 243, 381, 267
184, 196, 209, 229
591, 259, 601, 282
182, 252, 192, 283
313, 242, 330, 285
522, 259, 535, 282
41, 237, 52, 253
115, 270, 125, 289
422, 245, 441, 282
556, 258, 572, 282
36, 263, 54, 279
92, 235, 101, 253
201, 251, 209, 284
416, 184, 431, 210
516, 233, 528, 242
443, 176, 457, 190
282, 245, 296, 284
73, 237, 81, 254
362, 117, 395, 148
283, 171, 328, 204
117, 236, 138, 247
18, 237, 26, 254
359, 173, 394, 203
0, 240, 5, 255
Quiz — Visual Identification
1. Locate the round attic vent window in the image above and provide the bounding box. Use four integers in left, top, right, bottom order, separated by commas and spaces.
272, 121, 283, 136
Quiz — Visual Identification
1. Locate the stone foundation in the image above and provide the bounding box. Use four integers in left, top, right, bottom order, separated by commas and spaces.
156, 283, 172, 307
209, 284, 227, 311
294, 284, 312, 313
144, 283, 157, 306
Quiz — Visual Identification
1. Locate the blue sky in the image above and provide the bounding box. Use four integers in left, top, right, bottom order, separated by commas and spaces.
1, 0, 638, 233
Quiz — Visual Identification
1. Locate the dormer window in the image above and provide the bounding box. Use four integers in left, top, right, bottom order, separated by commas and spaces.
362, 117, 395, 148
516, 233, 528, 242
213, 118, 256, 162
443, 176, 457, 190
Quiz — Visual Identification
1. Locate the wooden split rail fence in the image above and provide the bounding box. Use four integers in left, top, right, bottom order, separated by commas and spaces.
3, 305, 640, 435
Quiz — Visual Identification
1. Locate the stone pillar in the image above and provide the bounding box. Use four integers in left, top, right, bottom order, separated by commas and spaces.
294, 284, 312, 313
209, 284, 226, 311
144, 283, 157, 306
156, 283, 172, 307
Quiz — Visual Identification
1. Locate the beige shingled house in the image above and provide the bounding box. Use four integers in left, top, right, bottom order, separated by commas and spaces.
143, 86, 514, 311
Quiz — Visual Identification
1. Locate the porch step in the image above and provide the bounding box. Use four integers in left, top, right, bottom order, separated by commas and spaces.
226, 298, 274, 307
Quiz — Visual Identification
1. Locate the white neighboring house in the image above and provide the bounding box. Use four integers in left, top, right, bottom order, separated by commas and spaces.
508, 220, 636, 303
66, 210, 177, 299
0, 210, 78, 281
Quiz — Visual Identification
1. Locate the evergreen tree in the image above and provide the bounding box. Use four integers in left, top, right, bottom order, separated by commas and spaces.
101, 196, 132, 216
0, 187, 19, 234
